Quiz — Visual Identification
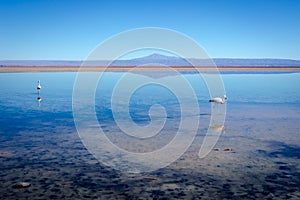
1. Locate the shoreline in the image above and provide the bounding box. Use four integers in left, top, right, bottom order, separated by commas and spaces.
1, 66, 300, 73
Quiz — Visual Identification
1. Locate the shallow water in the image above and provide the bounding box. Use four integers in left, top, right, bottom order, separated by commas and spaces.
0, 72, 299, 199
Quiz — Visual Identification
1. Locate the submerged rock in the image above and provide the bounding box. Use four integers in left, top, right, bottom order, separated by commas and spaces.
12, 182, 31, 189
142, 176, 159, 181
0, 152, 10, 156
224, 148, 233, 152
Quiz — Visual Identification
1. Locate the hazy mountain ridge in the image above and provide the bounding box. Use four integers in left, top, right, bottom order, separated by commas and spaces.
1, 54, 300, 67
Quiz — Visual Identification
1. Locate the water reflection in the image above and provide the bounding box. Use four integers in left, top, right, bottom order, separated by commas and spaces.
209, 124, 226, 134
37, 92, 42, 107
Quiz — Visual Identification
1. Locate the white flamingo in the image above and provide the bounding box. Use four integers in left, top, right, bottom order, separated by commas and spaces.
37, 80, 41, 90
209, 95, 227, 104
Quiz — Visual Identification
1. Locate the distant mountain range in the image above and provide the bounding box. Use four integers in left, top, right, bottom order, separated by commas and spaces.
1, 54, 300, 67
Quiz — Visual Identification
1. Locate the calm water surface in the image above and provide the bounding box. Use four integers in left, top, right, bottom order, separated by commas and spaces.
0, 72, 299, 199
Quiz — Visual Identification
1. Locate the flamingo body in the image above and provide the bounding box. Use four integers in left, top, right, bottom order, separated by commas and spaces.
209, 95, 227, 104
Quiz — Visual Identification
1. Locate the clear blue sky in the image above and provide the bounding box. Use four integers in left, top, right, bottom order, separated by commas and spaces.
1, 0, 300, 60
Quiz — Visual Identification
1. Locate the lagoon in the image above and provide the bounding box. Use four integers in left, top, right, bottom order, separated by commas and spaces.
0, 72, 299, 199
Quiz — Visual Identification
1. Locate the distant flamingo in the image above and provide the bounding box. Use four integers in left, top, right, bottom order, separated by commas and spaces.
209, 95, 227, 104
37, 80, 41, 90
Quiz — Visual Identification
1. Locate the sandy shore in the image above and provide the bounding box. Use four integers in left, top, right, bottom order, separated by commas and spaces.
1, 66, 300, 72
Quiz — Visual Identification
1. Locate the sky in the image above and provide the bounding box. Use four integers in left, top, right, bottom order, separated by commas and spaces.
0, 0, 300, 60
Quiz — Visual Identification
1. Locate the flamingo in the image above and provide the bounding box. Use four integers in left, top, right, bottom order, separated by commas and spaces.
37, 80, 42, 90
209, 95, 227, 104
